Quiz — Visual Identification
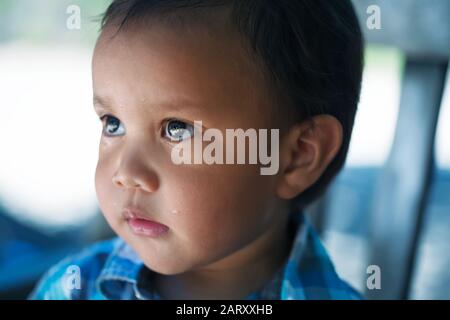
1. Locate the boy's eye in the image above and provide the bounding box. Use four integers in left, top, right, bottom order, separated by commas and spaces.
163, 119, 194, 142
100, 115, 125, 137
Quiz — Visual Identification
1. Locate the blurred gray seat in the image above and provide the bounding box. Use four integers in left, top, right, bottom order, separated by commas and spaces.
354, 0, 449, 300
309, 0, 449, 300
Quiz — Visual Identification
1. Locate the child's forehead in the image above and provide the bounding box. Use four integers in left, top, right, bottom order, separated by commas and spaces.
100, 4, 235, 44
95, 20, 247, 66
92, 23, 275, 125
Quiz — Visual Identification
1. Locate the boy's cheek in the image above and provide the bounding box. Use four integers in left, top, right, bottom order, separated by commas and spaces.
94, 162, 121, 220
94, 152, 275, 226
167, 182, 268, 239
165, 162, 275, 214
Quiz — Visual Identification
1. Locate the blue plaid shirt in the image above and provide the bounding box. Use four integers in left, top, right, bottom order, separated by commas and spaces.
29, 212, 362, 300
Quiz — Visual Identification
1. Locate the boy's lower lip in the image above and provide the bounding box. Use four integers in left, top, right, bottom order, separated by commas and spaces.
127, 218, 169, 238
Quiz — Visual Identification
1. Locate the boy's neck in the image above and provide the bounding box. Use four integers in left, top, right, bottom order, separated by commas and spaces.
152, 209, 293, 300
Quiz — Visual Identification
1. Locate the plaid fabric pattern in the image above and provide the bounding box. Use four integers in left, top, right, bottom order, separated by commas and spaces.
29, 212, 362, 300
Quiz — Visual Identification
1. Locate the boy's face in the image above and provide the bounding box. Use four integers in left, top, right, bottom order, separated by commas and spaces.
92, 23, 290, 275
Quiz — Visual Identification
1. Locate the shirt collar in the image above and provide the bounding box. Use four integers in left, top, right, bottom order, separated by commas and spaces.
96, 238, 144, 299
96, 211, 360, 300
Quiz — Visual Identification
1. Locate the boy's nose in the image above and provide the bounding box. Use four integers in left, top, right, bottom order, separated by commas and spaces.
112, 168, 159, 193
111, 150, 159, 193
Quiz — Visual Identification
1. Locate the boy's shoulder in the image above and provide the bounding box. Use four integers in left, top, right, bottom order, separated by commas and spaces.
29, 237, 131, 300
280, 213, 364, 300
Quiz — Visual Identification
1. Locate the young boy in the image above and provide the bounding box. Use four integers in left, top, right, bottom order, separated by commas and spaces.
30, 0, 364, 300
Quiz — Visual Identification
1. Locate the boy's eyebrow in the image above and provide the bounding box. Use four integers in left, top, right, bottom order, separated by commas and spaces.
93, 95, 112, 112
93, 95, 206, 113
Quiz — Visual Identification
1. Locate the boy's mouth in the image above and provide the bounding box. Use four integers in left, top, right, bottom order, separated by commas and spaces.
123, 207, 169, 238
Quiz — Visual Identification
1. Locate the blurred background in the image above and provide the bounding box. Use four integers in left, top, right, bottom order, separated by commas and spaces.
0, 0, 449, 299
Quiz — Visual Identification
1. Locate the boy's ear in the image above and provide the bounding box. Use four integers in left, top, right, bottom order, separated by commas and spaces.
276, 115, 343, 200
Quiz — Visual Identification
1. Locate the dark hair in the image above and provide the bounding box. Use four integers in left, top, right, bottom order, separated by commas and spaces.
100, 0, 364, 209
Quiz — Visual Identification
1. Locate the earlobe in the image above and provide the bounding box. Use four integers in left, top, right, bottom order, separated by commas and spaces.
276, 115, 343, 200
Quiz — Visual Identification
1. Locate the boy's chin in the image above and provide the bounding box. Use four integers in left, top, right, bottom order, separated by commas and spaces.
140, 252, 220, 276
141, 259, 191, 276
